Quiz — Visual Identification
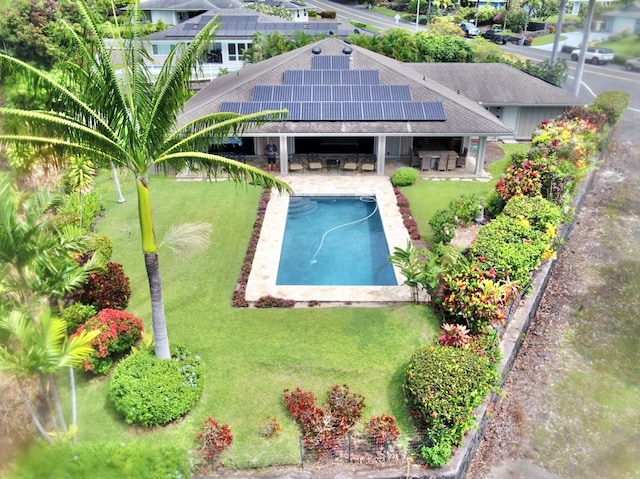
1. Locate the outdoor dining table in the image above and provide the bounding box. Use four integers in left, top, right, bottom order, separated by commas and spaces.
417, 150, 458, 171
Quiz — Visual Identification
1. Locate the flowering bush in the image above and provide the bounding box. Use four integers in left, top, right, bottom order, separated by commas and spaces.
195, 417, 233, 465
75, 262, 131, 311
74, 308, 143, 375
429, 194, 482, 245
283, 384, 366, 456
436, 262, 517, 333
364, 414, 401, 449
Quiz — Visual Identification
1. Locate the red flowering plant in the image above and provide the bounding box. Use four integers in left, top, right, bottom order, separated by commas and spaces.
438, 323, 471, 348
73, 308, 143, 375
195, 417, 233, 468
435, 261, 517, 333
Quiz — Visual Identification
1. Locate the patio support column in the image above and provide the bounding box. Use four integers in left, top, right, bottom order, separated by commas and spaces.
475, 136, 487, 176
279, 135, 289, 174
376, 136, 386, 176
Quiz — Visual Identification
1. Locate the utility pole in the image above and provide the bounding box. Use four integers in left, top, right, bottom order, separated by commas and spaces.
572, 0, 597, 96
550, 0, 568, 65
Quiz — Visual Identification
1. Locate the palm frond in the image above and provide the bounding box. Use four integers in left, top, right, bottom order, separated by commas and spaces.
159, 222, 213, 256
155, 151, 292, 194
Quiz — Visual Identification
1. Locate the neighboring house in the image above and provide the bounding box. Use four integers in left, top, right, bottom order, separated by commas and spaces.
602, 1, 640, 34
407, 63, 583, 140
178, 37, 516, 176
250, 0, 311, 22
139, 0, 239, 25
569, 0, 614, 16
145, 10, 350, 77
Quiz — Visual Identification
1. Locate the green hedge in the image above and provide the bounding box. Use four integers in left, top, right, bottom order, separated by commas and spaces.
10, 441, 192, 479
391, 167, 419, 186
109, 345, 204, 426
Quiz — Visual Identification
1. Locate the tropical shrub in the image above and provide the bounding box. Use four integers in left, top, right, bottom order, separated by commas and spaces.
74, 308, 143, 375
319, 10, 336, 18
61, 303, 97, 335
502, 195, 563, 231
390, 167, 419, 186
364, 414, 401, 449
10, 441, 193, 479
75, 261, 131, 311
109, 345, 204, 426
195, 417, 233, 466
590, 91, 631, 126
470, 213, 554, 286
420, 441, 452, 468
429, 194, 482, 245
283, 384, 365, 455
404, 343, 500, 454
87, 233, 113, 263
436, 261, 517, 332
53, 191, 102, 231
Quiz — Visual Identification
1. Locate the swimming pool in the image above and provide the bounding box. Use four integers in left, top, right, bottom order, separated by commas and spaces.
276, 196, 397, 286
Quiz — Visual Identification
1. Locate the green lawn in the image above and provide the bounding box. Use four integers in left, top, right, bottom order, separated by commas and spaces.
72, 146, 520, 467
600, 35, 640, 57
531, 34, 568, 46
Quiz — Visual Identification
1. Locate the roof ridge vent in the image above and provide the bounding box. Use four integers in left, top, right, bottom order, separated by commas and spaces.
342, 46, 353, 55
311, 46, 322, 55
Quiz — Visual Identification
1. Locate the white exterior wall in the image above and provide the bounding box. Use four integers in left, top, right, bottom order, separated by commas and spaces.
149, 10, 177, 25
605, 17, 638, 34
291, 7, 308, 21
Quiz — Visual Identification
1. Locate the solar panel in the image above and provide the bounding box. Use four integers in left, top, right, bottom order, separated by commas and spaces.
283, 70, 302, 85
322, 103, 342, 120
362, 102, 383, 120
402, 102, 423, 120
272, 86, 292, 101
312, 55, 350, 70
352, 87, 372, 102
332, 86, 352, 102
382, 102, 405, 120
253, 86, 273, 102
323, 69, 341, 85
291, 85, 309, 101
343, 102, 362, 121
389, 85, 412, 101
299, 102, 322, 121
312, 86, 332, 102
421, 102, 446, 121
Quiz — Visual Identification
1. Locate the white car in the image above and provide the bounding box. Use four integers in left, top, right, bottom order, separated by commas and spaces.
459, 22, 480, 37
570, 47, 614, 65
625, 58, 640, 71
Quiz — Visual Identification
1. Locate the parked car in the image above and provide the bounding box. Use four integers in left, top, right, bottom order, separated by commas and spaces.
508, 35, 533, 46
570, 47, 614, 65
625, 57, 640, 71
482, 28, 511, 45
460, 22, 480, 37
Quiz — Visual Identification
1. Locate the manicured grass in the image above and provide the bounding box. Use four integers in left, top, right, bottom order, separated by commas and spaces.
599, 35, 640, 57
401, 143, 529, 244
74, 172, 438, 468
531, 34, 567, 46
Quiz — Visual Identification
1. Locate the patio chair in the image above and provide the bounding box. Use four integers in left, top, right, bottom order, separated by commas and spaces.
436, 155, 446, 171
341, 153, 359, 172
456, 147, 468, 168
410, 148, 421, 169
288, 154, 304, 173
446, 153, 458, 171
361, 154, 376, 173
307, 153, 323, 172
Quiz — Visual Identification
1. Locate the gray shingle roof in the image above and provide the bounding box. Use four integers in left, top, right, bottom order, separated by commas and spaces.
408, 62, 582, 107
178, 37, 514, 136
140, 0, 237, 10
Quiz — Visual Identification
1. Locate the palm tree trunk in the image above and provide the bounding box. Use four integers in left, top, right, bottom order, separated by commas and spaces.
145, 252, 171, 359
16, 378, 53, 444
111, 162, 126, 203
136, 178, 170, 359
69, 367, 77, 442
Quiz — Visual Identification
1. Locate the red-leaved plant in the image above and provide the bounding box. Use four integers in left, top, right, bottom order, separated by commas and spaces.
73, 308, 143, 375
364, 414, 401, 449
284, 385, 366, 456
438, 323, 471, 348
195, 417, 233, 466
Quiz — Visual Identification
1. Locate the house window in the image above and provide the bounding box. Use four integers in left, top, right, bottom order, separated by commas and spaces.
228, 43, 248, 62
152, 44, 158, 55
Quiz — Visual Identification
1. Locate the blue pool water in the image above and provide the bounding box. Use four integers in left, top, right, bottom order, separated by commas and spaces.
276, 196, 397, 286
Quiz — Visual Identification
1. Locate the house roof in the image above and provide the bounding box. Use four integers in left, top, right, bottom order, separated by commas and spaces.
177, 37, 514, 137
140, 0, 239, 11
407, 63, 582, 107
147, 10, 349, 41
602, 1, 640, 18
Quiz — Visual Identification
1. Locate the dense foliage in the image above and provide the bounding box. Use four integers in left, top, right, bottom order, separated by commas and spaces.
405, 341, 500, 460
195, 417, 234, 466
109, 345, 204, 426
428, 194, 483, 245
73, 262, 132, 311
73, 308, 143, 375
10, 441, 193, 479
364, 414, 401, 449
61, 303, 97, 335
391, 167, 419, 186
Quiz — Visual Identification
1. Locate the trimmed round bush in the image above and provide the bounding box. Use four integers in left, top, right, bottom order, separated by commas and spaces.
109, 345, 204, 426
391, 167, 419, 186
61, 303, 97, 335
404, 343, 500, 447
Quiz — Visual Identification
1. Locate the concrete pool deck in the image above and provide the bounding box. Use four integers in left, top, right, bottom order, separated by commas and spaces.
244, 175, 414, 304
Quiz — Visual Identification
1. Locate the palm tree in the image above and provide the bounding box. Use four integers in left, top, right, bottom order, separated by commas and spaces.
0, 309, 98, 444
0, 0, 291, 359
0, 175, 96, 314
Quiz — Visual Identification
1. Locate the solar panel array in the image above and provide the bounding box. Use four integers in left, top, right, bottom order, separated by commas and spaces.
252, 85, 411, 102
283, 70, 380, 85
220, 101, 446, 121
